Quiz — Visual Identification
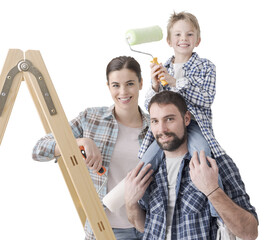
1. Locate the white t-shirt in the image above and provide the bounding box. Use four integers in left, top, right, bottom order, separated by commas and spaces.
105, 122, 141, 228
165, 155, 184, 240
173, 62, 185, 80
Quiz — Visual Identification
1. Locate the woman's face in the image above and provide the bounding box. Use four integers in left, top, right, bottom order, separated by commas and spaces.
108, 68, 143, 112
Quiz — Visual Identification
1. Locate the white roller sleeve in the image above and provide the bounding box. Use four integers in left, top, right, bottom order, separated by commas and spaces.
102, 178, 126, 212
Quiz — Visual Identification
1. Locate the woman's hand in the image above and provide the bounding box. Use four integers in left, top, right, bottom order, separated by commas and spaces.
76, 138, 103, 173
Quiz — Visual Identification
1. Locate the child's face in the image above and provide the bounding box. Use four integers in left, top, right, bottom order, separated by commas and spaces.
168, 19, 200, 61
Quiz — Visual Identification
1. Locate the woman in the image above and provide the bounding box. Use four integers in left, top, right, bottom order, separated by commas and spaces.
32, 56, 149, 240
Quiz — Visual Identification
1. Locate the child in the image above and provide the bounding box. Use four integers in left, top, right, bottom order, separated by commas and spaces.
138, 11, 225, 163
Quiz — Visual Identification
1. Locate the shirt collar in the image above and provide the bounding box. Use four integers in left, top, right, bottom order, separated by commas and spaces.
101, 105, 150, 131
100, 105, 115, 120
164, 52, 199, 72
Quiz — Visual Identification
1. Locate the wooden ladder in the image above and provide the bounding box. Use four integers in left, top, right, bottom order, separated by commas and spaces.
0, 49, 116, 240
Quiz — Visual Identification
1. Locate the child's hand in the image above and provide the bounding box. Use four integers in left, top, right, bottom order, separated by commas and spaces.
158, 67, 176, 87
150, 63, 176, 89
150, 63, 164, 92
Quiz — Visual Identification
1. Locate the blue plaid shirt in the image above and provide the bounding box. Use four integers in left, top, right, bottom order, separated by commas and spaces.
139, 152, 258, 240
32, 105, 149, 240
138, 52, 226, 159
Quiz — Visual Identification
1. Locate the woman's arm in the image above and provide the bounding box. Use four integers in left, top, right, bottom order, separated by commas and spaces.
53, 137, 102, 172
33, 109, 102, 172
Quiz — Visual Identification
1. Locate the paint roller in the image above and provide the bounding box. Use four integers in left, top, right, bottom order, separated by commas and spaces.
125, 25, 168, 86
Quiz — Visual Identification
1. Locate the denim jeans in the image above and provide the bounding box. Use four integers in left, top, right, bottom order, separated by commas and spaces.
112, 227, 143, 240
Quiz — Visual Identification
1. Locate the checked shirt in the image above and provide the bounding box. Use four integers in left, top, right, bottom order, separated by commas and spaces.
138, 52, 226, 159
139, 152, 258, 240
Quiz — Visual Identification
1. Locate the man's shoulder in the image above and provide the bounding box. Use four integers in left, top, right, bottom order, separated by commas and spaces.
215, 154, 243, 191
216, 154, 236, 168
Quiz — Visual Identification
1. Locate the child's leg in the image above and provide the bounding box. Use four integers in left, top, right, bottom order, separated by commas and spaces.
187, 120, 212, 158
187, 121, 225, 217
140, 139, 162, 172
140, 139, 162, 204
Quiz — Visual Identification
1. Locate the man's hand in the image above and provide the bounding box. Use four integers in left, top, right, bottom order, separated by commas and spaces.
125, 162, 153, 232
125, 162, 153, 207
189, 151, 219, 196
190, 151, 258, 239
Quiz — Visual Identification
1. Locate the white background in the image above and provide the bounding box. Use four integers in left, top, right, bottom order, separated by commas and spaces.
0, 0, 273, 239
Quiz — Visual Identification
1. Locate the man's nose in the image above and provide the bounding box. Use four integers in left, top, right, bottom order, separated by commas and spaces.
158, 121, 168, 133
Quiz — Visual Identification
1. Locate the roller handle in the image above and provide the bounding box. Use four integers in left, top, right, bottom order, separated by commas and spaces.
79, 146, 106, 176
151, 57, 168, 86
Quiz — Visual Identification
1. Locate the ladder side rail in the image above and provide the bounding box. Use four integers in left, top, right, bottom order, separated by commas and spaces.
25, 50, 115, 240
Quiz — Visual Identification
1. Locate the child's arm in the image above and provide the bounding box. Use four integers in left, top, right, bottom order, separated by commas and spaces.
144, 63, 168, 110
174, 61, 216, 109
145, 60, 216, 110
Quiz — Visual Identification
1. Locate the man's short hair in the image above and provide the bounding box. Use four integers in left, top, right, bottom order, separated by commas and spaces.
148, 91, 188, 117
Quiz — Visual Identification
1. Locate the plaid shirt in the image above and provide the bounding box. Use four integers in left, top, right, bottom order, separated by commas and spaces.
32, 105, 149, 240
138, 52, 226, 159
139, 152, 258, 240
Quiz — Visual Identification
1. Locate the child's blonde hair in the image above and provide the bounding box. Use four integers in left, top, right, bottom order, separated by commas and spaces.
167, 11, 201, 41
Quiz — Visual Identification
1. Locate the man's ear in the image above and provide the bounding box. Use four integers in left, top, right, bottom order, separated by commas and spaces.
184, 111, 191, 127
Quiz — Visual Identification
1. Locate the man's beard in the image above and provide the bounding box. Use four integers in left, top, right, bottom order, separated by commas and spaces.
155, 130, 187, 152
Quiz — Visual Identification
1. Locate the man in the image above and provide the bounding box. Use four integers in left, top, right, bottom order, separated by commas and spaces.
125, 91, 258, 239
